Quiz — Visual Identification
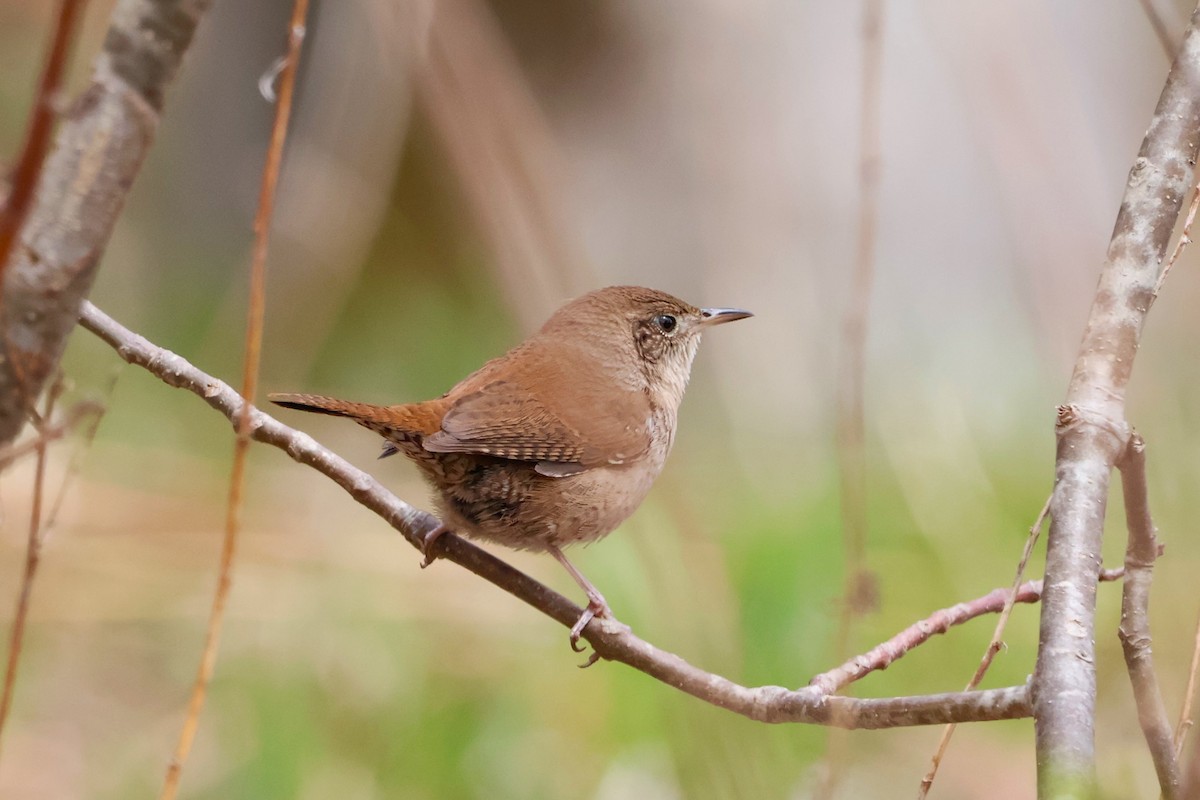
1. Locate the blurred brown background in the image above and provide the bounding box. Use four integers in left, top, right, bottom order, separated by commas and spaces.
1, 1, 1198, 797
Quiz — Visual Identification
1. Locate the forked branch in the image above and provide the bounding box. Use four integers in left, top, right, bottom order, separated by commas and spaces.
1034, 6, 1200, 793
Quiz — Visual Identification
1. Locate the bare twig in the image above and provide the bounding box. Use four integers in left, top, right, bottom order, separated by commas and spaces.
1034, 8, 1200, 794
159, 3, 308, 798
0, 0, 87, 282
1116, 433, 1179, 798
79, 299, 1034, 730
832, 0, 886, 657
819, 0, 885, 790
919, 496, 1052, 797
830, 0, 885, 641
809, 565, 1124, 699
0, 0, 213, 448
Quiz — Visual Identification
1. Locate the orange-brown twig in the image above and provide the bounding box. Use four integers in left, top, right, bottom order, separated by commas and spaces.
158, 2, 309, 797
0, 0, 87, 282
0, 435, 49, 757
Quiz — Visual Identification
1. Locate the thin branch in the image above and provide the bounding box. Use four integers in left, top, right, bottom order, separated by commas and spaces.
809, 565, 1124, 698
919, 495, 1051, 797
159, 3, 308, 798
831, 0, 886, 658
1034, 7, 1200, 793
78, 299, 1033, 730
0, 387, 63, 754
0, 0, 87, 283
0, 0, 213, 449
1116, 433, 1180, 798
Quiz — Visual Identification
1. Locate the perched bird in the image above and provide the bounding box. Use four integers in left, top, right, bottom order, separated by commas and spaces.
270, 285, 751, 647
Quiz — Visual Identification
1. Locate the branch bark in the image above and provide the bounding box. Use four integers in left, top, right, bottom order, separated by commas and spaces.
0, 0, 213, 449
1033, 6, 1200, 795
79, 299, 1033, 731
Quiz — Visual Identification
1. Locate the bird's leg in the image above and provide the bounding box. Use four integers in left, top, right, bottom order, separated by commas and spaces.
420, 524, 450, 568
548, 545, 610, 653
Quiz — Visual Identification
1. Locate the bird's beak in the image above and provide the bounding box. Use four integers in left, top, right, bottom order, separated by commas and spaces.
697, 307, 753, 328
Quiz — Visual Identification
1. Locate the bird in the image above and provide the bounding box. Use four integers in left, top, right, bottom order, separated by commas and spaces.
269, 285, 751, 649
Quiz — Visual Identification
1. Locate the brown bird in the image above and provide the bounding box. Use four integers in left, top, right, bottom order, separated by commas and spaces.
269, 285, 750, 648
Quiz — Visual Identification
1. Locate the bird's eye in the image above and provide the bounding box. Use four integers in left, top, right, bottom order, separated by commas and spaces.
653, 314, 678, 333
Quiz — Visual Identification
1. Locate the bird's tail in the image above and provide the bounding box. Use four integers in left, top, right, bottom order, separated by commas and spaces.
268, 392, 444, 438
268, 392, 391, 422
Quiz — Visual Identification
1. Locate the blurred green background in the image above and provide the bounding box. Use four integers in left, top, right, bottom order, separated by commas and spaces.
3, 0, 1200, 797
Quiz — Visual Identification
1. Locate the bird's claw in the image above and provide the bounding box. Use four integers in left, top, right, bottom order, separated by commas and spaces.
569, 606, 596, 652
569, 600, 610, 667
420, 525, 449, 569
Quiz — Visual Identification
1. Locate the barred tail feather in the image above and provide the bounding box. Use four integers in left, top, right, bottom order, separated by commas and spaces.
267, 392, 386, 421
268, 392, 445, 439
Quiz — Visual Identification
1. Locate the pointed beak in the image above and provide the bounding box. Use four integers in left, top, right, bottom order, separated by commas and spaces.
697, 307, 753, 328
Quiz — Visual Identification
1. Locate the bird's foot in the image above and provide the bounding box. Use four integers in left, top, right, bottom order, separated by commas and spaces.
569, 598, 610, 667
420, 524, 450, 568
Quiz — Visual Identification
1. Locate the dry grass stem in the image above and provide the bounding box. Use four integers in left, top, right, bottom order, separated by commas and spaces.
918, 495, 1052, 798
1176, 615, 1200, 756
158, 3, 309, 798
0, 383, 70, 756
819, 0, 885, 792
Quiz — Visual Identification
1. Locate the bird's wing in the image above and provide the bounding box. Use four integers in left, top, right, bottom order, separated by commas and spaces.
422, 379, 652, 476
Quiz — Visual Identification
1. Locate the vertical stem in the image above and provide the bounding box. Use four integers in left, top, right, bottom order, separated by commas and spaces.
158, 3, 309, 798
818, 1, 884, 795
1033, 8, 1200, 795
831, 0, 884, 671
0, 429, 49, 755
